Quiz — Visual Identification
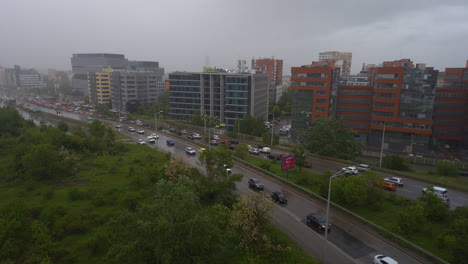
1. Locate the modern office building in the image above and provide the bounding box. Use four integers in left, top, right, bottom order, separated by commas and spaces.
433, 61, 468, 156
168, 71, 269, 130
251, 57, 283, 86
319, 51, 352, 78
290, 61, 340, 138
237, 60, 247, 73
71, 53, 128, 96
335, 59, 439, 153
111, 70, 165, 113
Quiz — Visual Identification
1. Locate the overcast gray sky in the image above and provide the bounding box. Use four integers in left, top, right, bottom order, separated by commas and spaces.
1, 0, 467, 74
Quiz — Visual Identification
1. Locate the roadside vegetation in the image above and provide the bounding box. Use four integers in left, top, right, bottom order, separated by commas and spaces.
0, 108, 316, 264
235, 151, 468, 263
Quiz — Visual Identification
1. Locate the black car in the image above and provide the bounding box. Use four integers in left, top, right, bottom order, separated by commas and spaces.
248, 178, 264, 191
267, 153, 281, 160
271, 191, 287, 204
230, 140, 239, 144
187, 135, 195, 140
229, 144, 236, 150
306, 213, 331, 232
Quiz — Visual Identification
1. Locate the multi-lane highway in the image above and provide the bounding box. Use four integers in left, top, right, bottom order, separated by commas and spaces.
118, 125, 434, 264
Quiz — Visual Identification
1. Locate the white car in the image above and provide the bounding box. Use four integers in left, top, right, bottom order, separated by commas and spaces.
249, 148, 260, 155
212, 135, 220, 140
114, 124, 122, 128
136, 139, 145, 145
185, 147, 196, 155
342, 166, 358, 176
356, 164, 370, 172
147, 136, 156, 143
259, 147, 271, 154
181, 130, 188, 134
384, 177, 404, 186
137, 130, 145, 134
373, 254, 398, 264
192, 133, 202, 139
150, 133, 159, 139
128, 127, 136, 132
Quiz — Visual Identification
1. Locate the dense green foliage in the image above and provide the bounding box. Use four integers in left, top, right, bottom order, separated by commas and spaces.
234, 114, 265, 137
436, 161, 459, 177
382, 155, 411, 171
303, 117, 361, 160
0, 108, 316, 264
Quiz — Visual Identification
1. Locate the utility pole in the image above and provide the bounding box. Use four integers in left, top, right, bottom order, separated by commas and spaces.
379, 124, 386, 168
270, 113, 274, 146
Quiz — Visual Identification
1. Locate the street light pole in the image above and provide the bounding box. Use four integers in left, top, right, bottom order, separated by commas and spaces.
322, 169, 343, 264
270, 113, 274, 146
379, 124, 386, 168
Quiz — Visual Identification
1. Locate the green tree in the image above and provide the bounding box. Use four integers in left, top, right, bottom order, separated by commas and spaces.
436, 161, 459, 177
303, 118, 361, 160
331, 176, 368, 208
262, 132, 279, 146
382, 155, 410, 171
271, 105, 281, 117
291, 145, 306, 174
57, 121, 69, 133
21, 144, 64, 181
191, 110, 203, 126
228, 191, 278, 253
106, 179, 224, 264
197, 148, 241, 190
397, 203, 427, 234
419, 188, 450, 222
236, 143, 249, 159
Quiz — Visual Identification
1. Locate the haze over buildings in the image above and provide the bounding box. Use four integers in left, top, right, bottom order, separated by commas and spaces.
1, 1, 468, 73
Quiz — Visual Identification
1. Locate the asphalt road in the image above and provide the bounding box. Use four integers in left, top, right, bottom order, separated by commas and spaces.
118, 126, 432, 264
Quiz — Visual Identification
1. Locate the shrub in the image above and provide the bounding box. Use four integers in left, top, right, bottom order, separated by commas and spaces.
382, 155, 410, 171
259, 163, 271, 171
436, 161, 459, 177
68, 188, 89, 201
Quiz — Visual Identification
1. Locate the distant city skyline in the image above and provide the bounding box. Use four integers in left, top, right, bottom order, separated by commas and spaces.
1, 0, 468, 73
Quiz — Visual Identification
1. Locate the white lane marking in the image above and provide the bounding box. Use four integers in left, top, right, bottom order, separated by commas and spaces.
275, 204, 302, 222
397, 188, 413, 193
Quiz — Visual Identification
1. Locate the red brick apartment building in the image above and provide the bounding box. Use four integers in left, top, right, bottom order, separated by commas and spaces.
290, 61, 340, 138
251, 57, 283, 86
433, 62, 468, 155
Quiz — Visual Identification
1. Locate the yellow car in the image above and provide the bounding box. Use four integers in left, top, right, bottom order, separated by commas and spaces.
199, 148, 206, 154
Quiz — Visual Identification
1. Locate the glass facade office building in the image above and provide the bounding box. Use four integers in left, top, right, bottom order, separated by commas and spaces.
169, 72, 268, 130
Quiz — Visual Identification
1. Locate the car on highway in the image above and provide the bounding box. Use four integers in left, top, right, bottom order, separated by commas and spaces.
259, 147, 271, 154
230, 140, 239, 144
192, 133, 202, 139
229, 144, 236, 150
210, 139, 219, 145
304, 162, 312, 168
306, 213, 331, 232
438, 195, 451, 208
128, 127, 136, 132
384, 177, 404, 186
166, 139, 175, 146
249, 148, 260, 155
199, 148, 206, 154
342, 166, 358, 176
356, 164, 370, 172
373, 254, 398, 264
185, 147, 196, 155
181, 130, 188, 134
147, 136, 156, 143
267, 153, 281, 160
248, 178, 264, 191
271, 191, 287, 204
422, 186, 447, 196
114, 124, 122, 128
137, 129, 145, 134
187, 134, 195, 140
382, 181, 396, 191
211, 135, 220, 140
136, 139, 145, 145
150, 133, 159, 140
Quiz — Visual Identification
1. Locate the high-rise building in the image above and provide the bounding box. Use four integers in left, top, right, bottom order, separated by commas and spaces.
290, 61, 340, 138
71, 53, 128, 96
319, 51, 352, 78
433, 62, 468, 156
335, 59, 439, 153
251, 57, 283, 86
87, 68, 113, 106
168, 71, 269, 130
